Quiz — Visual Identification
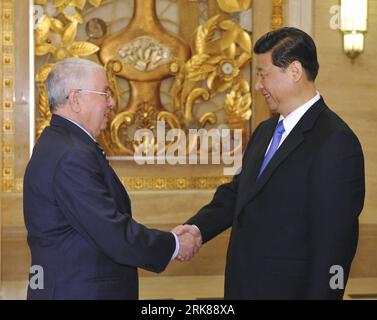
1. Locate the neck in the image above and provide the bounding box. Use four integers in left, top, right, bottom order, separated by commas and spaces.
280, 84, 317, 117
54, 110, 95, 138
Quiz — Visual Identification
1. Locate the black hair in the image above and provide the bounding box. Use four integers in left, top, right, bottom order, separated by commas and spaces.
254, 27, 319, 81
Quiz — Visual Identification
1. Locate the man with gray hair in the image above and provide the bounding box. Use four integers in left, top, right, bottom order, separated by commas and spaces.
23, 58, 199, 300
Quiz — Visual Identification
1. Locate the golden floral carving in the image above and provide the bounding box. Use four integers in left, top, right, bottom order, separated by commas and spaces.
34, 1, 253, 158
34, 0, 101, 139
118, 36, 173, 72
166, 14, 252, 137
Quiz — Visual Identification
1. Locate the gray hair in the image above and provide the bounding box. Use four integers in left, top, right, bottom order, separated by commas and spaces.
46, 58, 104, 112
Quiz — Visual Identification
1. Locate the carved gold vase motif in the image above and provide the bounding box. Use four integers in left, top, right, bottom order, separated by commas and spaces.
99, 0, 191, 155
33, 0, 253, 157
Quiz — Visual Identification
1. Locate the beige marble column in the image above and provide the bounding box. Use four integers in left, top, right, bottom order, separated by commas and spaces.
251, 0, 274, 130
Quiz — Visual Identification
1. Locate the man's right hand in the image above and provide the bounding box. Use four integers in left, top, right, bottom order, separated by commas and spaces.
172, 225, 203, 261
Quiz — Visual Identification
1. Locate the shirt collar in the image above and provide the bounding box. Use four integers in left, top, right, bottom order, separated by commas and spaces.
58, 115, 96, 141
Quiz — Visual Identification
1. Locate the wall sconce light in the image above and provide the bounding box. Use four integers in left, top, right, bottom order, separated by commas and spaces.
340, 0, 368, 59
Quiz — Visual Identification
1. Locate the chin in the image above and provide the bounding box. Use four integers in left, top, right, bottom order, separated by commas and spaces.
267, 104, 279, 114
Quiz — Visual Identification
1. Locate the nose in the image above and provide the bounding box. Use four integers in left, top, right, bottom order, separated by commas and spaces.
255, 78, 263, 91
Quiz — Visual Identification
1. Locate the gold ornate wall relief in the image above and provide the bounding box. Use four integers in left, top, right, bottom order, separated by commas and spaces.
122, 176, 232, 191
271, 0, 283, 30
1, 0, 15, 193
163, 13, 252, 145
216, 0, 252, 13
0, 175, 232, 192
34, 0, 101, 136
34, 0, 253, 157
98, 0, 191, 155
100, 2, 252, 155
99, 1, 191, 82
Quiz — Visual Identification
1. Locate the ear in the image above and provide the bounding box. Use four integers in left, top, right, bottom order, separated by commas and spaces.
288, 61, 303, 82
67, 91, 81, 113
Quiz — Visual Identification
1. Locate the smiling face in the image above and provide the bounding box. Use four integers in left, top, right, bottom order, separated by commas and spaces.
255, 52, 296, 116
75, 70, 115, 138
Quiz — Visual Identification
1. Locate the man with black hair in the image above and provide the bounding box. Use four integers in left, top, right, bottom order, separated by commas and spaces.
174, 27, 365, 299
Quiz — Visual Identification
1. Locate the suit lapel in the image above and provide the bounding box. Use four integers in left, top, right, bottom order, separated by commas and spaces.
96, 154, 132, 214
234, 117, 278, 217
241, 116, 279, 186
250, 129, 304, 199
236, 98, 328, 218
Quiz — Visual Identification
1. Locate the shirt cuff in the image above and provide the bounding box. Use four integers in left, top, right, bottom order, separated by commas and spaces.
171, 232, 180, 260
191, 224, 201, 233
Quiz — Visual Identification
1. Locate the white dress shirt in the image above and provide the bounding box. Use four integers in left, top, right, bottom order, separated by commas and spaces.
62, 116, 96, 141
265, 91, 321, 154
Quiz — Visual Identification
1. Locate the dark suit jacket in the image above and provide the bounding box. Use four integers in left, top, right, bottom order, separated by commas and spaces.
187, 98, 365, 299
23, 115, 175, 300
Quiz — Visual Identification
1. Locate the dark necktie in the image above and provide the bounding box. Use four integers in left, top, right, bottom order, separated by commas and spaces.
257, 120, 285, 178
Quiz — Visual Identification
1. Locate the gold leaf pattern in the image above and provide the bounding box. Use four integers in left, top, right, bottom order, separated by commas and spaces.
36, 85, 52, 139
62, 21, 78, 47
62, 6, 84, 24
35, 15, 51, 44
50, 18, 64, 33
186, 54, 211, 79
203, 15, 220, 43
69, 41, 99, 56
187, 64, 215, 82
35, 43, 55, 56
224, 81, 252, 125
36, 64, 55, 82
237, 30, 252, 53
193, 15, 219, 54
38, 85, 50, 118
193, 26, 205, 54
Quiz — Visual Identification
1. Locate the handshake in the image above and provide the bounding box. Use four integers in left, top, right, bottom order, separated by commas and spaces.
171, 225, 202, 262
